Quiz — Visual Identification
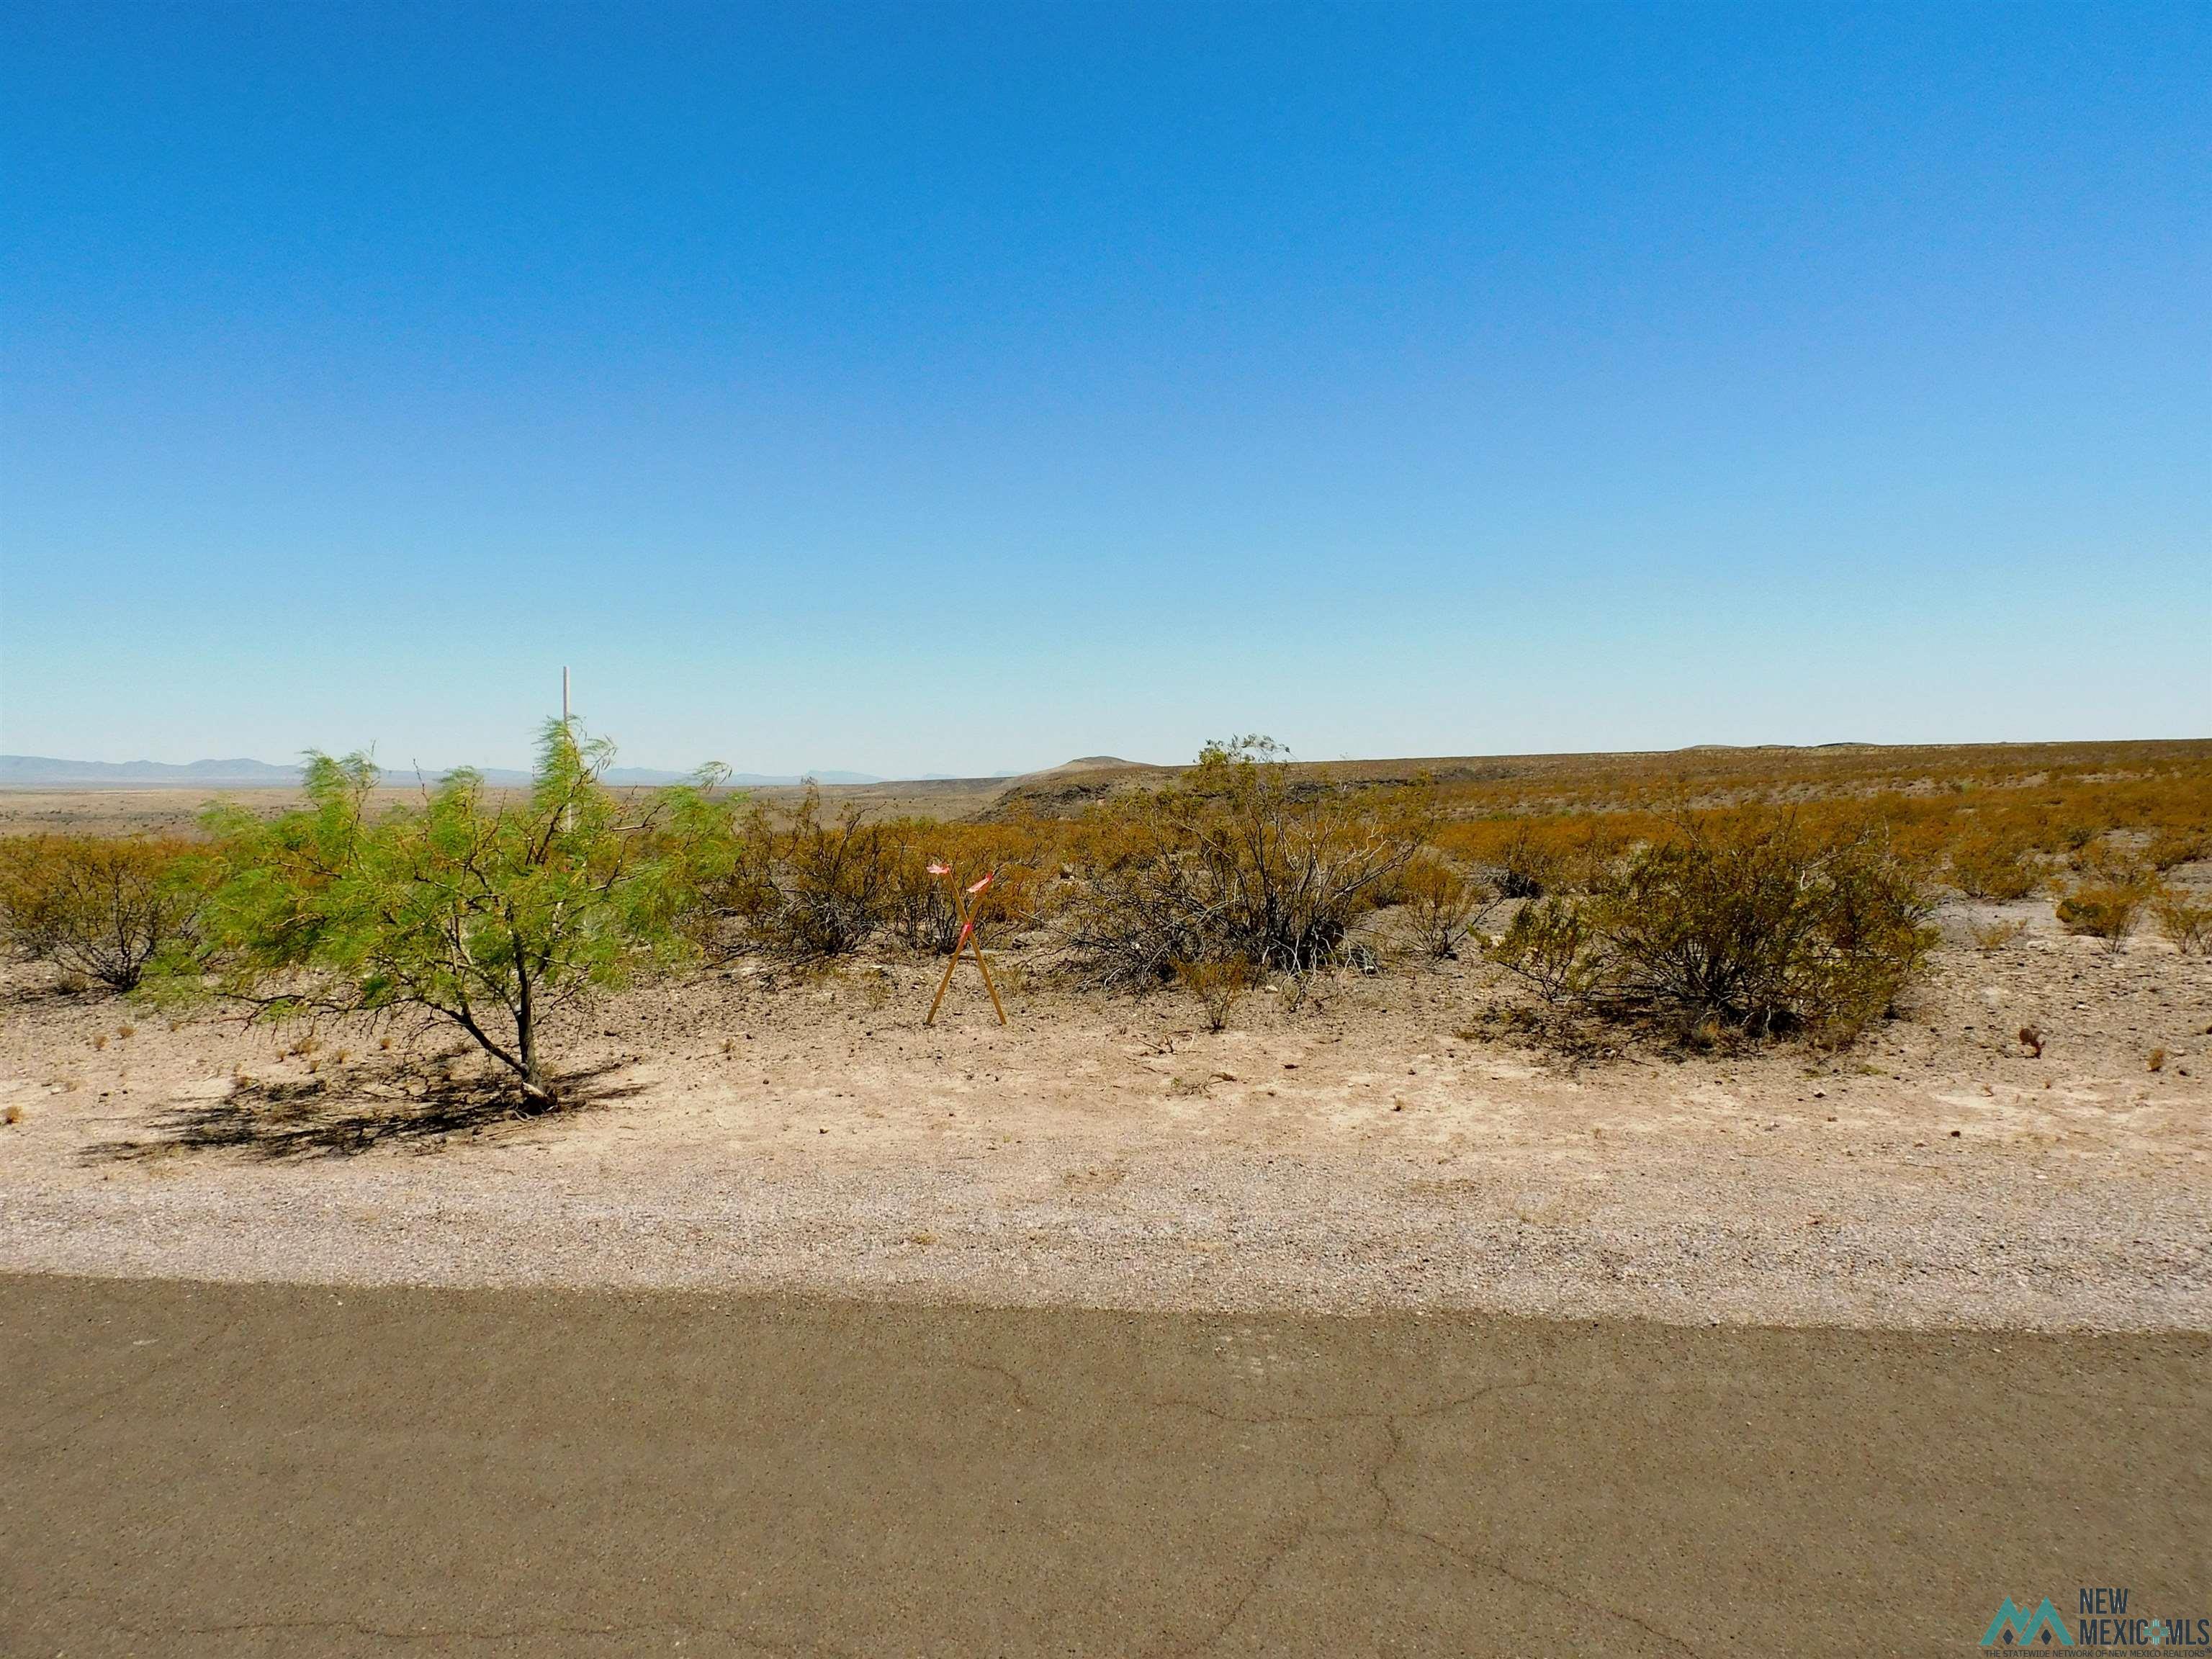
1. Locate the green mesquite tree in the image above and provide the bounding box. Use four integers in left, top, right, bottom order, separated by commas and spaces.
186, 720, 727, 1108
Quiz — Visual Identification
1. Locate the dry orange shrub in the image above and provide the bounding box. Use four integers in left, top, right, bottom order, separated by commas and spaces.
1410, 743, 2211, 899
0, 834, 207, 990
1053, 747, 1429, 985
673, 794, 1060, 961
879, 816, 1056, 953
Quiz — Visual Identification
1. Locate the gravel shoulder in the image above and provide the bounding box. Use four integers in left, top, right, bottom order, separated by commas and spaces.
4, 899, 2207, 1331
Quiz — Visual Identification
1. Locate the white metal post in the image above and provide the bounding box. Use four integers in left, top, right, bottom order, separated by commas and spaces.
560, 667, 574, 832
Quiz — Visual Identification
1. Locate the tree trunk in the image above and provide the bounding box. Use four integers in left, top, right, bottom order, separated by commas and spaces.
515, 973, 556, 1112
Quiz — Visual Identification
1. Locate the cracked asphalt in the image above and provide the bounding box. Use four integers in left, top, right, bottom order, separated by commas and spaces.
4, 1276, 2205, 1658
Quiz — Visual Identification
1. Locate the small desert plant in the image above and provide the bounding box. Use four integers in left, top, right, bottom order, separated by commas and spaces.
1395, 855, 1498, 960
1488, 814, 1936, 1044
1968, 917, 2028, 954
0, 834, 207, 992
1486, 895, 1609, 1004
172, 721, 718, 1109
1488, 822, 1563, 899
1948, 836, 2038, 902
694, 786, 897, 963
1172, 956, 1251, 1031
2054, 868, 2154, 950
2151, 890, 2212, 955
2146, 830, 2209, 872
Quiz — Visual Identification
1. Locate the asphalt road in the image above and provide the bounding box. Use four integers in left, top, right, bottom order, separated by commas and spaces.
4, 1275, 2205, 1657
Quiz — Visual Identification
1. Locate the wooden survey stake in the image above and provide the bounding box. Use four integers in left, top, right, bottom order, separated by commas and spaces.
925, 867, 1007, 1026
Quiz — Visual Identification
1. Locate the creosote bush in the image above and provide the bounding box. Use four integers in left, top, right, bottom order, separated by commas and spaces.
0, 835, 206, 991
674, 792, 1049, 964
1395, 855, 1498, 961
1488, 814, 1937, 1045
176, 722, 719, 1109
2146, 830, 2208, 872
884, 823, 1047, 956
1414, 744, 2211, 901
1487, 822, 1560, 899
1058, 737, 1427, 987
1948, 836, 2038, 902
1968, 917, 2028, 955
2152, 891, 2212, 956
755, 788, 896, 961
2054, 873, 2154, 950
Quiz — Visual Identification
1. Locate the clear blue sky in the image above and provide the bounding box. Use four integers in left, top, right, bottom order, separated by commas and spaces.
3, 1, 2206, 777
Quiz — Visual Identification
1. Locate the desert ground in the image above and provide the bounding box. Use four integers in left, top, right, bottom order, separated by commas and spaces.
3, 888, 2206, 1330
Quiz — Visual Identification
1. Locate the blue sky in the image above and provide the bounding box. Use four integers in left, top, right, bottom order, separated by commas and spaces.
3, 1, 2206, 777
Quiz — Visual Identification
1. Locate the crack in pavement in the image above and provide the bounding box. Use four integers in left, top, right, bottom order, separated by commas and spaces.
1321, 1411, 1706, 1658
951, 1357, 1043, 1415
1138, 1462, 1334, 1659
9, 1295, 428, 1448
1134, 1382, 1704, 1659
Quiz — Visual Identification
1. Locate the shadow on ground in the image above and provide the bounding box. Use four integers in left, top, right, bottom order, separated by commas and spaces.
80, 1059, 643, 1164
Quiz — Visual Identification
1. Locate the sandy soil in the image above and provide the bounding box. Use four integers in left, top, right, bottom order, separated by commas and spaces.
3, 897, 2206, 1331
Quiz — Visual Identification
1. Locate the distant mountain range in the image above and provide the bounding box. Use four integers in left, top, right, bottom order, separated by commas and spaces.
1, 756, 308, 787
0, 755, 886, 788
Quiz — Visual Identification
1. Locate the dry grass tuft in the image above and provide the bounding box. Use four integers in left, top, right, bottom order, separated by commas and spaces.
1172, 958, 1251, 1033
1969, 918, 2028, 954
